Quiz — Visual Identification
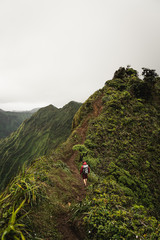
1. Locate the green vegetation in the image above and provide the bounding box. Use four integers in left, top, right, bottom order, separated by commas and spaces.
0, 155, 82, 239
0, 67, 160, 239
72, 180, 160, 239
0, 102, 81, 191
0, 162, 42, 239
71, 67, 160, 239
0, 109, 35, 139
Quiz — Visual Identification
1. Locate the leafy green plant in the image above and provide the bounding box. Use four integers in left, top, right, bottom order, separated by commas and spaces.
1, 199, 26, 240
77, 180, 160, 239
0, 161, 45, 239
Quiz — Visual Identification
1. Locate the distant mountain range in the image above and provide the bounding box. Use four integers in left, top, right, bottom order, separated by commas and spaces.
0, 108, 38, 139
0, 101, 81, 191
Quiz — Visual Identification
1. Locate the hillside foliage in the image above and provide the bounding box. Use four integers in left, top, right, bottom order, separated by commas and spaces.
0, 110, 35, 139
0, 67, 160, 239
0, 102, 81, 191
71, 67, 160, 239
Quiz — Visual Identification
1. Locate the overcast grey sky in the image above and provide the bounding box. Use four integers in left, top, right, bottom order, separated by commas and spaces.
0, 0, 160, 111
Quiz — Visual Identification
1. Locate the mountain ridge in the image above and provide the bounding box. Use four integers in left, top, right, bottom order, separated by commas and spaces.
0, 101, 81, 191
0, 109, 36, 139
0, 67, 160, 239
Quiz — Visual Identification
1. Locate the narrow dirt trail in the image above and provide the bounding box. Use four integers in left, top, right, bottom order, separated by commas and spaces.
56, 96, 103, 240
56, 150, 87, 240
56, 151, 87, 240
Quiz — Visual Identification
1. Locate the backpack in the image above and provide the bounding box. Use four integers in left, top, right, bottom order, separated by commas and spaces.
83, 164, 88, 174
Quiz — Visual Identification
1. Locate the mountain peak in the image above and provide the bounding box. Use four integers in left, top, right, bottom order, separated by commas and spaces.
0, 68, 160, 239
38, 104, 58, 112
0, 101, 81, 191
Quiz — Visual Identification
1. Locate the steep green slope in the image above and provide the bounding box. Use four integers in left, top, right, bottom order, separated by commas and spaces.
0, 67, 160, 239
0, 109, 36, 139
71, 67, 160, 239
0, 101, 81, 191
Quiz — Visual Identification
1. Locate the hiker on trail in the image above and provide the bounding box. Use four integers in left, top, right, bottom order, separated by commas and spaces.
80, 161, 90, 186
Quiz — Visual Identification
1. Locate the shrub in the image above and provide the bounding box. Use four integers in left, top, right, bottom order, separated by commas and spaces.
80, 180, 160, 239
128, 79, 150, 99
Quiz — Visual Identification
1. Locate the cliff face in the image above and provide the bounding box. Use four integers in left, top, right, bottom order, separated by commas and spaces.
0, 109, 34, 139
0, 101, 81, 191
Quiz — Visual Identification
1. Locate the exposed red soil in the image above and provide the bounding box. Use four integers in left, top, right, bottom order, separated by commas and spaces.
56, 153, 86, 240
56, 96, 103, 240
